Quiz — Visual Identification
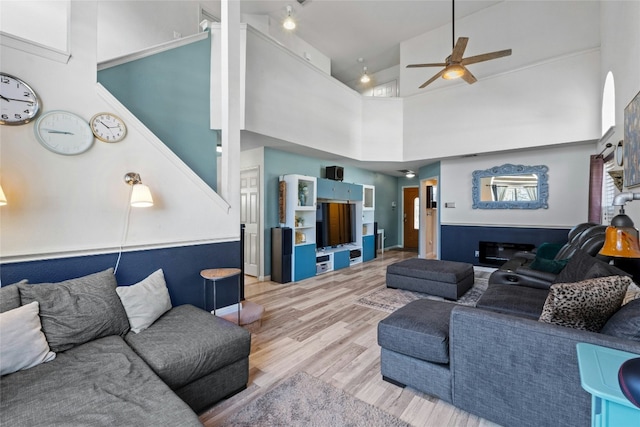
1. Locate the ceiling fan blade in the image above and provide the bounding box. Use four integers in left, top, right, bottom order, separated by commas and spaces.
461, 49, 512, 66
419, 69, 446, 89
450, 37, 469, 63
461, 68, 477, 84
406, 63, 447, 68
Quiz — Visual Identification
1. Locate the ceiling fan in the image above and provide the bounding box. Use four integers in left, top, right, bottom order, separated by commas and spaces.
406, 0, 512, 89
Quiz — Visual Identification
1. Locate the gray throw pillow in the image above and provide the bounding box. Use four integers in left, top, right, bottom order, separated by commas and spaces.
554, 249, 628, 284
0, 280, 26, 313
539, 275, 632, 332
18, 269, 130, 352
601, 299, 640, 341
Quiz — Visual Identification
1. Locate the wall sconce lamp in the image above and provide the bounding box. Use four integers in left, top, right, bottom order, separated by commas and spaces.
599, 192, 640, 258
124, 172, 153, 208
283, 5, 296, 30
0, 184, 6, 206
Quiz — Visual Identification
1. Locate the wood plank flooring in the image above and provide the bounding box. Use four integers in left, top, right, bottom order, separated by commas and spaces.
199, 250, 500, 427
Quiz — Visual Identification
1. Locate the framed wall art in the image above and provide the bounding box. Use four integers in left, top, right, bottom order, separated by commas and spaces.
623, 90, 640, 188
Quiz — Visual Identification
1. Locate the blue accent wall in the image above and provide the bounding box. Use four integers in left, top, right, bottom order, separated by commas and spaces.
1, 242, 241, 310
440, 225, 570, 265
263, 148, 399, 275
98, 35, 218, 191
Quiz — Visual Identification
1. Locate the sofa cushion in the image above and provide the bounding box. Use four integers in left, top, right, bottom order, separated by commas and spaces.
116, 269, 172, 333
18, 269, 130, 352
600, 298, 640, 341
125, 304, 251, 389
535, 242, 565, 260
377, 299, 454, 364
0, 301, 56, 375
476, 284, 549, 320
0, 280, 27, 313
0, 335, 201, 426
553, 249, 628, 284
539, 276, 632, 332
530, 257, 569, 274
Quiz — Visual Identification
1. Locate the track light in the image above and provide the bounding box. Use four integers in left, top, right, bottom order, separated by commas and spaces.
283, 5, 296, 30
360, 66, 371, 84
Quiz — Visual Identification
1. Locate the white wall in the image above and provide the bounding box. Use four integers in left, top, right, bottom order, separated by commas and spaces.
400, 1, 600, 97
244, 27, 363, 160
360, 97, 404, 161
97, 1, 216, 62
600, 1, 640, 222
400, 0, 602, 160
439, 143, 594, 228
403, 50, 601, 160
0, 1, 69, 52
0, 1, 239, 261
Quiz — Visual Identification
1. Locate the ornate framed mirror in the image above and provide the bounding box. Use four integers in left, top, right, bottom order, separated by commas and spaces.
472, 164, 549, 209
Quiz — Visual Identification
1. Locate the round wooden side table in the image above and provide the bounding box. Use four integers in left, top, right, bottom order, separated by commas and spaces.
200, 268, 242, 324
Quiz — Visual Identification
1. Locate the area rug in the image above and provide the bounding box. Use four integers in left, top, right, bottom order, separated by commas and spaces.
222, 372, 409, 426
355, 266, 494, 313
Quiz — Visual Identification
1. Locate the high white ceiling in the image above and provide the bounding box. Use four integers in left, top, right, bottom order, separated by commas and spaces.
240, 0, 502, 85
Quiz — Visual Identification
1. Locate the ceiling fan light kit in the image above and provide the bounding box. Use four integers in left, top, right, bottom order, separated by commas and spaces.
407, 0, 512, 89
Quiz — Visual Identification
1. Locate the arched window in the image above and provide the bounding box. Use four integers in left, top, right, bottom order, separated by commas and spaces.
602, 71, 615, 134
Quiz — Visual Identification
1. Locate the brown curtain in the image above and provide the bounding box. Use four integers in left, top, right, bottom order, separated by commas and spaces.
588, 155, 604, 223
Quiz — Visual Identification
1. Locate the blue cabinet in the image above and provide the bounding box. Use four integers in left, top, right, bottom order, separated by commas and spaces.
316, 178, 334, 199
294, 244, 317, 281
363, 235, 375, 261
334, 250, 350, 270
316, 178, 362, 201
348, 183, 363, 201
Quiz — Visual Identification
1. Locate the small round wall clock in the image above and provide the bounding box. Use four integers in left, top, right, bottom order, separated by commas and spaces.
90, 112, 127, 143
0, 72, 40, 125
34, 110, 94, 155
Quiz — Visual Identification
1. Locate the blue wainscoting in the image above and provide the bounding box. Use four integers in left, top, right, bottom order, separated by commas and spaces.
1, 241, 241, 310
441, 225, 571, 265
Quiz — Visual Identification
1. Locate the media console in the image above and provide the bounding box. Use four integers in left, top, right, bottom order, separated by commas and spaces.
315, 244, 363, 275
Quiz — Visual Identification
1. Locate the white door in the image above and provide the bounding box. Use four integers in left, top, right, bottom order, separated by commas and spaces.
241, 168, 260, 277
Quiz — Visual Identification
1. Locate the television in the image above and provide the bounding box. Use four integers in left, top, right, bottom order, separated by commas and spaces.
316, 202, 356, 249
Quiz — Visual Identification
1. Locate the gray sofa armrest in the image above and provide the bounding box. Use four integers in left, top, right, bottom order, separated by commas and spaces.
449, 306, 640, 427
488, 267, 554, 289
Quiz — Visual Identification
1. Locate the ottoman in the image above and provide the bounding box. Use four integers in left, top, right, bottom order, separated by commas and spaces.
386, 258, 474, 300
377, 299, 456, 402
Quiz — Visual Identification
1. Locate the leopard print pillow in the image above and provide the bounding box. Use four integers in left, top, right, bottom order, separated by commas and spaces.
539, 275, 633, 332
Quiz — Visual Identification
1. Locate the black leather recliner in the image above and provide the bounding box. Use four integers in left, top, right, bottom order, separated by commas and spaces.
488, 223, 609, 289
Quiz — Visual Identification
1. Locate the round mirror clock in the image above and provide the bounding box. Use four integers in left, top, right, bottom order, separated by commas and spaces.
90, 112, 127, 143
34, 110, 94, 155
0, 73, 40, 125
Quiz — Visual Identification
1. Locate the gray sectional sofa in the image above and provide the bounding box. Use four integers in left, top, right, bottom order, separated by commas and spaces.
0, 268, 251, 426
378, 251, 640, 427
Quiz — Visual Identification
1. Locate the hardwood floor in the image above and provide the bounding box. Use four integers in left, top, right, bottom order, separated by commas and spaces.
199, 250, 500, 427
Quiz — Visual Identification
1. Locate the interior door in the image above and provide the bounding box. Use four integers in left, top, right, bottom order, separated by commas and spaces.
403, 187, 419, 249
241, 168, 259, 277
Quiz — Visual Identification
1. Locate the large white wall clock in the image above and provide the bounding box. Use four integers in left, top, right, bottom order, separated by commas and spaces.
34, 110, 94, 155
0, 73, 40, 125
